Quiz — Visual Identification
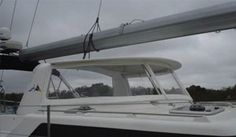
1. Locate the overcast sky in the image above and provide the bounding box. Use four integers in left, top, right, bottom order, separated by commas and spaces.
0, 0, 236, 92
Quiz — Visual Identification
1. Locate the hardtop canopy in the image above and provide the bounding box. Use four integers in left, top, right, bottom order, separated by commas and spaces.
51, 58, 181, 76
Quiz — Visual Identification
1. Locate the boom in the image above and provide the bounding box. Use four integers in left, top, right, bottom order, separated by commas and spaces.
20, 1, 236, 61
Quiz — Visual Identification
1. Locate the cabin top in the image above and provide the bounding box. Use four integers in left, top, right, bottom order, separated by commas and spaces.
52, 57, 181, 70
50, 58, 181, 77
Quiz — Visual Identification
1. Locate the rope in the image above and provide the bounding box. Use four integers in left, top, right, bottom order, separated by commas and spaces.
97, 0, 103, 18
82, 0, 103, 59
119, 19, 144, 34
10, 0, 17, 31
129, 19, 144, 24
25, 0, 40, 47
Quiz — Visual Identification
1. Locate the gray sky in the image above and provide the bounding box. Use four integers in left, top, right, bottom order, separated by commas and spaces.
0, 0, 236, 92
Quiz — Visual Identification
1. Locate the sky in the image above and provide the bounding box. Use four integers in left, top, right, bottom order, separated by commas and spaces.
0, 0, 236, 92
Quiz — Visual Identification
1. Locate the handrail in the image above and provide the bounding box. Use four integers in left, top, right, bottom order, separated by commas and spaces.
17, 100, 190, 108
38, 108, 203, 118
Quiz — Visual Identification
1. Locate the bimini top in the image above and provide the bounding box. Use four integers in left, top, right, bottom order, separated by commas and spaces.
51, 57, 181, 76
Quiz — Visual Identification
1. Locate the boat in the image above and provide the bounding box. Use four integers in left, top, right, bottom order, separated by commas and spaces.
0, 57, 236, 137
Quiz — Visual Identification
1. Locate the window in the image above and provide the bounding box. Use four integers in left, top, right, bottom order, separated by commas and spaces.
48, 70, 77, 99
126, 65, 159, 96
154, 71, 184, 94
48, 69, 113, 99
48, 64, 182, 99
128, 76, 158, 96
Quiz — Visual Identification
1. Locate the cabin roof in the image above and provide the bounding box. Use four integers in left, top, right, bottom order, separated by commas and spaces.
51, 58, 181, 73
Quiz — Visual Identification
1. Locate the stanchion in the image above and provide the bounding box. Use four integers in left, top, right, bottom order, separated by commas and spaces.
47, 105, 51, 137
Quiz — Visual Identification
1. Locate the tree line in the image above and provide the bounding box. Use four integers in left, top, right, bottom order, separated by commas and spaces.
1, 84, 236, 102
187, 85, 236, 102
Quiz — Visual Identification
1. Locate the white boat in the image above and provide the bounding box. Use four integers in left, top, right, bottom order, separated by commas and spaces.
0, 57, 236, 137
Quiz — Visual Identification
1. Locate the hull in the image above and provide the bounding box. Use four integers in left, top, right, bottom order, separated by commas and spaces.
31, 123, 236, 137
1, 103, 236, 137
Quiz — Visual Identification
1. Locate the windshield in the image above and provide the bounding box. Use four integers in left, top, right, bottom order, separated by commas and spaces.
47, 65, 160, 99
127, 75, 158, 96
47, 64, 186, 99
151, 67, 185, 95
